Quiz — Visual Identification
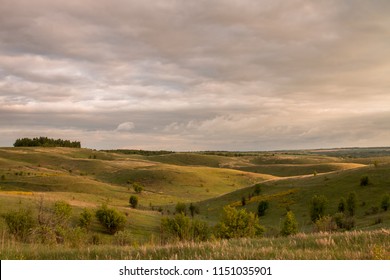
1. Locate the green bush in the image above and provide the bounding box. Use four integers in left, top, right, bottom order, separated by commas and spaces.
133, 182, 144, 193
129, 195, 138, 208
95, 205, 127, 234
4, 208, 35, 241
338, 197, 346, 213
175, 202, 187, 215
161, 213, 191, 241
381, 194, 390, 211
215, 205, 264, 239
257, 200, 269, 216
79, 208, 93, 230
346, 192, 357, 216
360, 175, 369, 186
189, 203, 199, 218
280, 211, 298, 236
53, 201, 72, 222
310, 195, 328, 222
313, 215, 337, 232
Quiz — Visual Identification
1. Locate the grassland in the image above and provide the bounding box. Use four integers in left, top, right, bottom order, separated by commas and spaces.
0, 147, 389, 259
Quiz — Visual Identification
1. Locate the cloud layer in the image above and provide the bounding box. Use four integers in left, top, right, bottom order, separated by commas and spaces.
1, 0, 389, 150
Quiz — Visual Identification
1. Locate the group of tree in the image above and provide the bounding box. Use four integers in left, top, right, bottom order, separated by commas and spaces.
13, 137, 81, 148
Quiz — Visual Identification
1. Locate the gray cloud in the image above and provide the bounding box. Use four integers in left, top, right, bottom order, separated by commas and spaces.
1, 0, 389, 150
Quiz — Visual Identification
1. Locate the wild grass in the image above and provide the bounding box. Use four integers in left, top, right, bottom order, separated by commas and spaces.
0, 229, 388, 260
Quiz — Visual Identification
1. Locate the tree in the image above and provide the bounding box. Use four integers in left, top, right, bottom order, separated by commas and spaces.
133, 182, 144, 194
280, 211, 298, 236
160, 214, 210, 242
346, 192, 357, 216
360, 176, 369, 186
338, 197, 346, 213
381, 194, 390, 211
175, 202, 187, 215
215, 205, 264, 239
257, 200, 269, 217
79, 208, 93, 230
129, 195, 138, 208
189, 203, 199, 218
95, 205, 127, 234
4, 208, 35, 241
310, 195, 327, 222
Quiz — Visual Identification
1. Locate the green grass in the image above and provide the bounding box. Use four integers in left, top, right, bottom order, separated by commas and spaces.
1, 146, 390, 259
1, 229, 388, 259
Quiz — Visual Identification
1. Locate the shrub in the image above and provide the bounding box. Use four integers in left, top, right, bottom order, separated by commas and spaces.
79, 208, 93, 230
360, 175, 369, 186
95, 205, 127, 234
161, 213, 192, 242
175, 202, 187, 215
310, 195, 328, 222
314, 215, 337, 232
280, 211, 298, 236
4, 208, 35, 241
189, 203, 199, 218
381, 194, 390, 211
133, 182, 144, 193
113, 230, 133, 246
241, 197, 246, 206
257, 200, 269, 217
346, 192, 357, 216
53, 200, 72, 222
338, 197, 346, 213
129, 195, 138, 208
215, 205, 264, 239
253, 184, 262, 195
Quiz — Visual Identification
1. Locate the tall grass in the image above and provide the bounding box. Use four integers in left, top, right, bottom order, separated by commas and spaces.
0, 229, 388, 260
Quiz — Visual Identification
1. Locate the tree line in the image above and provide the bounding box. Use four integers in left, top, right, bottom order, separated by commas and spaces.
13, 137, 81, 148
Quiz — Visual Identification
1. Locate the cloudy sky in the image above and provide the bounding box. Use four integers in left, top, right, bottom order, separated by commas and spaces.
1, 0, 389, 151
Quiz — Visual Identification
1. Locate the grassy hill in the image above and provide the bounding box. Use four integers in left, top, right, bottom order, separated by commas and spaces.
0, 147, 389, 259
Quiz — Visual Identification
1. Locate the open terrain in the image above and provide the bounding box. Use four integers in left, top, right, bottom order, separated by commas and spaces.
0, 147, 389, 259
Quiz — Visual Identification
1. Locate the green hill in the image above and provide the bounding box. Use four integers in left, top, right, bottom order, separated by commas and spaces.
0, 147, 389, 259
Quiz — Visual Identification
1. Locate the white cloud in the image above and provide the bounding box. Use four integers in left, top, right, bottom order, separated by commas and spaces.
116, 122, 135, 132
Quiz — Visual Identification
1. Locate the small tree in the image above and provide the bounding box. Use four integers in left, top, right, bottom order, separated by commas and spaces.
79, 208, 93, 230
4, 208, 35, 241
175, 202, 187, 215
257, 200, 269, 216
129, 195, 138, 208
360, 176, 369, 186
310, 195, 328, 222
241, 196, 246, 206
189, 203, 199, 218
381, 194, 390, 211
280, 211, 298, 236
95, 205, 127, 234
133, 182, 144, 193
215, 205, 264, 239
346, 192, 357, 216
338, 197, 346, 213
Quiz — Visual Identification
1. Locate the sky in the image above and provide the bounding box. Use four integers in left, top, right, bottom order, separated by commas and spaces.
1, 0, 390, 151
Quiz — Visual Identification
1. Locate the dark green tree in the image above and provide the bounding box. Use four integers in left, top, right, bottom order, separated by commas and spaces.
175, 202, 187, 215
310, 195, 328, 222
338, 197, 346, 213
129, 195, 138, 208
280, 211, 298, 236
95, 205, 127, 234
381, 194, 390, 211
346, 192, 357, 216
257, 200, 269, 217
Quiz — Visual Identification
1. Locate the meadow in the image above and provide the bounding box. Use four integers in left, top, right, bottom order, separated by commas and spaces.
0, 147, 389, 259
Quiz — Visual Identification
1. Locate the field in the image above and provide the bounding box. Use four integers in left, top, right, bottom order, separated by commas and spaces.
0, 147, 389, 259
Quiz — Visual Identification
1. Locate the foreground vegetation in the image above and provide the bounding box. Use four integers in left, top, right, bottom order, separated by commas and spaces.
1, 229, 388, 259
